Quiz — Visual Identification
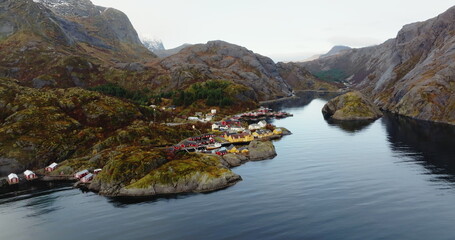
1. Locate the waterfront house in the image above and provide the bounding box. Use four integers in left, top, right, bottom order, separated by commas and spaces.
75, 169, 89, 179
248, 123, 262, 130
226, 145, 239, 153
8, 173, 19, 185
224, 132, 254, 143
181, 140, 199, 148
258, 120, 267, 128
253, 129, 273, 139
24, 170, 37, 180
230, 126, 245, 132
258, 107, 271, 113
81, 173, 94, 183
273, 128, 283, 135
215, 150, 228, 156
45, 162, 58, 172
238, 147, 249, 154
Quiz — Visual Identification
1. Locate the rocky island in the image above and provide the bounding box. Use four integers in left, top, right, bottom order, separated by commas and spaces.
322, 91, 383, 121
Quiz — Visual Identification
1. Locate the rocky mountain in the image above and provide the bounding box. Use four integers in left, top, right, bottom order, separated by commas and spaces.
143, 40, 192, 58
277, 62, 344, 92
158, 40, 294, 100
142, 39, 165, 53
155, 43, 193, 58
144, 40, 340, 101
0, 0, 155, 87
320, 45, 351, 58
301, 6, 455, 125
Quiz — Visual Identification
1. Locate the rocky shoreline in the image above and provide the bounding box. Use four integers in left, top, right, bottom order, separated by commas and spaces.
0, 131, 291, 199
86, 138, 288, 198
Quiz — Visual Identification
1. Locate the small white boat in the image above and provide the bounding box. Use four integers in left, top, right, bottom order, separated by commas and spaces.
206, 142, 222, 150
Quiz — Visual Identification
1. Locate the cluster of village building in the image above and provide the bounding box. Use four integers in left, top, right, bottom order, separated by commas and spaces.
74, 168, 102, 184
6, 162, 102, 185
6, 107, 291, 186
170, 107, 289, 157
7, 162, 58, 185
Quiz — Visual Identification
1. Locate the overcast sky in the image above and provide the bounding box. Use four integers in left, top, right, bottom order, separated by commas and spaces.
91, 0, 453, 62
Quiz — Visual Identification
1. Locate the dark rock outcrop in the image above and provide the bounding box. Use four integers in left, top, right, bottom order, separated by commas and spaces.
89, 152, 242, 197
248, 140, 277, 161
301, 6, 455, 125
221, 153, 248, 167
322, 91, 383, 121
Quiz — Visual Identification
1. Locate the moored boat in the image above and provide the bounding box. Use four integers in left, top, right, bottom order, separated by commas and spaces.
206, 142, 222, 150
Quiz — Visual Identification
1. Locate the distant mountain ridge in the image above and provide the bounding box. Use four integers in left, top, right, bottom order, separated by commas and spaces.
301, 6, 455, 124
142, 40, 340, 101
320, 45, 351, 58
142, 39, 165, 52
142, 39, 193, 58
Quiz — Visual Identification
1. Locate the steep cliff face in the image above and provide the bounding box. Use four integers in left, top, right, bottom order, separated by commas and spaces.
32, 0, 144, 46
0, 0, 155, 87
301, 6, 455, 125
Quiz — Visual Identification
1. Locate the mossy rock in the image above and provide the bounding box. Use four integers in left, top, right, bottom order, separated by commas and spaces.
322, 91, 383, 121
116, 153, 241, 197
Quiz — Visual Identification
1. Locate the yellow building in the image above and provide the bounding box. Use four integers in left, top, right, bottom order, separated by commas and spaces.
273, 128, 283, 135
238, 147, 249, 154
224, 132, 254, 143
226, 145, 239, 153
252, 129, 273, 139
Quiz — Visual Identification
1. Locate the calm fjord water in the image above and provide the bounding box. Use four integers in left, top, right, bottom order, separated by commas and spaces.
1, 98, 455, 240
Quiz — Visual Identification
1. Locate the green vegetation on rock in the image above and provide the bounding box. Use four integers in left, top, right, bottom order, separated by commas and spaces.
172, 80, 236, 107
314, 69, 347, 83
322, 91, 383, 121
127, 153, 230, 189
89, 83, 152, 105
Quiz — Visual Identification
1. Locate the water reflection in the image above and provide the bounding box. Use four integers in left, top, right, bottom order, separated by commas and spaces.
107, 193, 195, 207
325, 118, 375, 133
263, 91, 339, 110
382, 113, 455, 183
25, 193, 62, 217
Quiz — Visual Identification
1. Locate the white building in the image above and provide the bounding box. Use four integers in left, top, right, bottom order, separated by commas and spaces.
248, 124, 262, 130
8, 173, 19, 184
24, 170, 37, 180
258, 120, 267, 128
212, 123, 220, 131
75, 169, 89, 179
230, 126, 245, 132
45, 162, 58, 172
81, 173, 94, 183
